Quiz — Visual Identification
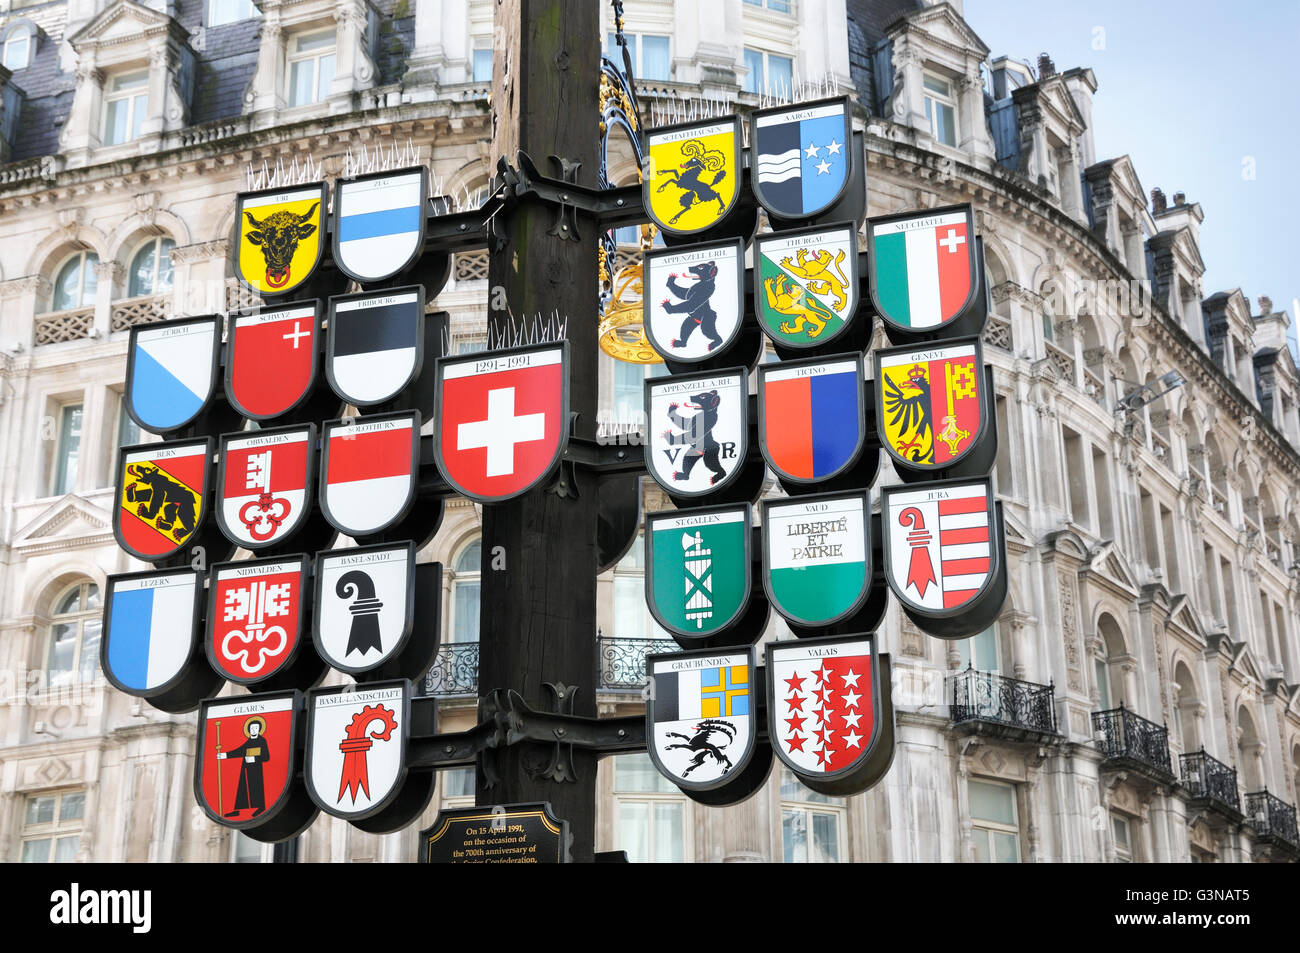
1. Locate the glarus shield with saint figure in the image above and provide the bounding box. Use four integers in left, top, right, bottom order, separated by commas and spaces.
195, 690, 299, 829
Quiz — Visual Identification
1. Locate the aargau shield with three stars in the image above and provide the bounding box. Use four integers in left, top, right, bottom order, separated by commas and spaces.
216, 425, 314, 550
751, 96, 852, 220
306, 680, 410, 820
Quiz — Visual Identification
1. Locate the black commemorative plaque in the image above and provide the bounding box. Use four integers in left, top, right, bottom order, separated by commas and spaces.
419, 801, 569, 863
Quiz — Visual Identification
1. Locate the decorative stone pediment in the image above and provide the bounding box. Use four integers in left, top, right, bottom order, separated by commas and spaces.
888, 2, 991, 59
13, 495, 112, 546
69, 0, 187, 55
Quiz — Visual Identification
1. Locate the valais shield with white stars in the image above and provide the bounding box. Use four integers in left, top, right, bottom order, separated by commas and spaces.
433, 343, 569, 503
765, 634, 881, 782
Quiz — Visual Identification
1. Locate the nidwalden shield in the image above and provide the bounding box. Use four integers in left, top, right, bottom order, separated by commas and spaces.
333, 167, 428, 284
646, 646, 757, 791
217, 425, 313, 549
643, 238, 745, 362
868, 204, 977, 331
645, 116, 742, 236
757, 353, 865, 483
314, 543, 416, 674
319, 412, 419, 536
751, 97, 852, 220
755, 223, 859, 348
115, 438, 211, 561
125, 316, 220, 433
234, 182, 327, 296
762, 490, 871, 628
226, 301, 320, 420
874, 337, 986, 470
102, 569, 201, 697
645, 504, 751, 640
306, 680, 410, 820
326, 286, 424, 407
644, 368, 747, 497
196, 690, 299, 827
207, 556, 308, 685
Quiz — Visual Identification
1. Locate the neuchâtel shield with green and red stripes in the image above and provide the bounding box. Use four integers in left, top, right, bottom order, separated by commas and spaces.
868, 204, 977, 331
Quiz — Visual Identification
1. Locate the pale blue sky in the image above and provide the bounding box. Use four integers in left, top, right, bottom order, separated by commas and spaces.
964, 0, 1299, 329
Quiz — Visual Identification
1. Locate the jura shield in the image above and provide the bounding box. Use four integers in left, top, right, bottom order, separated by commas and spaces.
868, 204, 977, 331
762, 491, 871, 627
333, 167, 428, 284
196, 691, 298, 827
314, 543, 415, 674
751, 97, 852, 220
644, 368, 747, 497
757, 353, 865, 483
644, 116, 742, 236
645, 505, 751, 639
217, 426, 313, 549
102, 569, 200, 696
125, 316, 220, 433
320, 413, 419, 536
874, 337, 985, 470
234, 183, 327, 296
207, 556, 308, 684
306, 681, 409, 820
326, 288, 424, 406
226, 302, 319, 420
643, 239, 745, 362
755, 223, 859, 348
115, 439, 211, 561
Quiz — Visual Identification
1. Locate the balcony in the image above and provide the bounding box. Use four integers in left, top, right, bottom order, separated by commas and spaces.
34, 306, 94, 346
949, 667, 1059, 744
111, 294, 172, 332
422, 642, 479, 698
1091, 705, 1174, 784
1244, 790, 1300, 856
1179, 750, 1242, 821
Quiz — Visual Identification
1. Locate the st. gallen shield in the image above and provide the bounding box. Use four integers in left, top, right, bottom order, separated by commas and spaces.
306, 681, 409, 820
326, 287, 424, 407
644, 368, 747, 498
757, 352, 865, 484
216, 425, 313, 549
125, 316, 220, 433
646, 646, 756, 791
102, 568, 200, 697
115, 438, 211, 561
319, 411, 419, 536
434, 343, 568, 503
874, 337, 985, 470
868, 204, 977, 332
767, 634, 881, 784
207, 556, 308, 685
226, 301, 319, 420
645, 116, 742, 236
751, 96, 852, 220
762, 490, 871, 628
314, 543, 415, 674
196, 690, 298, 827
234, 182, 327, 296
332, 167, 428, 285
643, 238, 745, 362
755, 223, 859, 348
645, 504, 751, 641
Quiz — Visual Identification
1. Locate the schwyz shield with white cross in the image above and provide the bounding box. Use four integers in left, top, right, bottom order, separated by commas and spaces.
644, 368, 747, 498
226, 301, 320, 421
762, 490, 871, 628
755, 223, 859, 349
874, 337, 987, 471
646, 646, 757, 791
643, 239, 745, 362
125, 316, 220, 434
319, 411, 420, 537
195, 690, 299, 829
115, 438, 212, 562
216, 425, 314, 550
645, 504, 751, 642
207, 555, 308, 685
306, 680, 410, 820
313, 543, 416, 675
867, 204, 978, 332
332, 167, 428, 285
750, 96, 852, 221
326, 286, 425, 407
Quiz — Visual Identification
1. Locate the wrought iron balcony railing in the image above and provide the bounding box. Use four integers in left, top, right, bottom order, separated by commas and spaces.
1179, 750, 1240, 815
950, 667, 1057, 736
422, 642, 480, 697
1245, 789, 1300, 849
1091, 704, 1173, 778
598, 635, 678, 691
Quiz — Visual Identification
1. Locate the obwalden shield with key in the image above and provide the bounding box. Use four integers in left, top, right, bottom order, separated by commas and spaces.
646, 505, 751, 641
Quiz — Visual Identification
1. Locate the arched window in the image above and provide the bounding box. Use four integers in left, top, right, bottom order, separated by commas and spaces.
1094, 615, 1127, 710
2, 21, 35, 70
449, 539, 481, 643
127, 237, 175, 297
46, 581, 101, 687
51, 252, 99, 311
1236, 708, 1262, 791
1172, 661, 1201, 753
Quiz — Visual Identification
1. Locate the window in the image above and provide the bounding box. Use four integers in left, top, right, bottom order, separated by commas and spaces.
103, 71, 148, 146
127, 237, 175, 298
472, 45, 492, 83
744, 0, 792, 11
20, 791, 84, 863
923, 73, 957, 147
613, 753, 687, 862
52, 403, 83, 496
441, 767, 475, 807
612, 534, 667, 642
287, 30, 336, 107
231, 832, 268, 863
46, 582, 101, 688
957, 624, 1000, 673
3, 26, 32, 70
968, 779, 1021, 862
209, 0, 258, 27
1094, 657, 1112, 710
781, 771, 846, 862
1111, 813, 1133, 862
51, 251, 99, 311
743, 48, 793, 96
607, 33, 670, 81
450, 540, 481, 643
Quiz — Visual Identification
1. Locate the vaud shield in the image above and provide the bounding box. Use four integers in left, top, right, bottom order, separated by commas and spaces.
757, 352, 865, 484
332, 167, 428, 285
115, 438, 211, 561
874, 336, 987, 471
207, 555, 308, 685
762, 490, 871, 628
645, 504, 751, 641
306, 680, 410, 820
751, 96, 852, 220
646, 645, 757, 792
217, 425, 314, 549
196, 690, 299, 827
234, 182, 327, 296
755, 222, 859, 348
125, 316, 220, 433
645, 116, 742, 236
326, 286, 425, 407
433, 343, 568, 503
102, 568, 201, 697
644, 367, 747, 497
320, 411, 419, 536
226, 301, 320, 420
643, 238, 745, 362
314, 543, 416, 674
868, 204, 977, 332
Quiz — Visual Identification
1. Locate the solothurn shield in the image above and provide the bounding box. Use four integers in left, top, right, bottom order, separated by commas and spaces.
645, 504, 751, 640
196, 690, 299, 827
125, 316, 220, 433
326, 287, 424, 407
874, 337, 986, 471
226, 301, 319, 420
102, 568, 201, 697
646, 646, 757, 791
644, 368, 747, 497
234, 183, 327, 296
217, 425, 314, 549
644, 116, 742, 236
207, 555, 308, 684
867, 204, 977, 331
433, 343, 568, 503
757, 353, 865, 483
332, 167, 428, 284
755, 223, 859, 348
114, 438, 211, 561
751, 96, 852, 220
319, 411, 419, 536
762, 490, 871, 628
313, 543, 416, 674
306, 680, 410, 820
643, 238, 745, 362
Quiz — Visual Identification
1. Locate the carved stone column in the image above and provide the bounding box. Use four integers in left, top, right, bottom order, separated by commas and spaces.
329, 0, 377, 115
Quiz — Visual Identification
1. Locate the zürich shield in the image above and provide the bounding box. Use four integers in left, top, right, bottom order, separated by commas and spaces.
762, 490, 871, 628
102, 568, 201, 697
332, 167, 428, 284
234, 182, 327, 296
751, 96, 852, 220
874, 337, 986, 471
207, 555, 308, 684
755, 223, 859, 348
868, 204, 977, 331
115, 438, 211, 561
226, 301, 320, 420
125, 316, 220, 433
306, 680, 410, 820
326, 287, 424, 407
645, 116, 742, 236
196, 690, 299, 827
643, 238, 745, 362
217, 425, 314, 549
644, 368, 747, 497
757, 352, 865, 484
314, 543, 416, 674
645, 504, 751, 640
319, 411, 419, 537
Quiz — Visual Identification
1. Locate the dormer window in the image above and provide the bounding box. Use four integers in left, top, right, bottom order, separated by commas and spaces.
287, 30, 336, 107
923, 73, 957, 147
3, 25, 32, 70
209, 0, 259, 28
103, 71, 149, 146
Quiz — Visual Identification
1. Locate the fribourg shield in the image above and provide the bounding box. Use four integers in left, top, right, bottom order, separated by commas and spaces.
644, 368, 747, 497
333, 167, 428, 284
766, 634, 881, 780
644, 116, 742, 236
751, 96, 851, 220
320, 412, 419, 536
757, 353, 865, 483
755, 223, 859, 348
227, 302, 319, 420
126, 316, 220, 433
102, 568, 201, 697
196, 690, 299, 827
874, 337, 985, 470
643, 239, 745, 362
217, 425, 313, 549
434, 344, 568, 503
868, 204, 977, 331
306, 681, 410, 819
645, 504, 751, 640
207, 556, 308, 684
234, 183, 327, 296
762, 490, 871, 628
646, 646, 757, 791
115, 438, 211, 561
326, 287, 424, 406
314, 543, 416, 674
